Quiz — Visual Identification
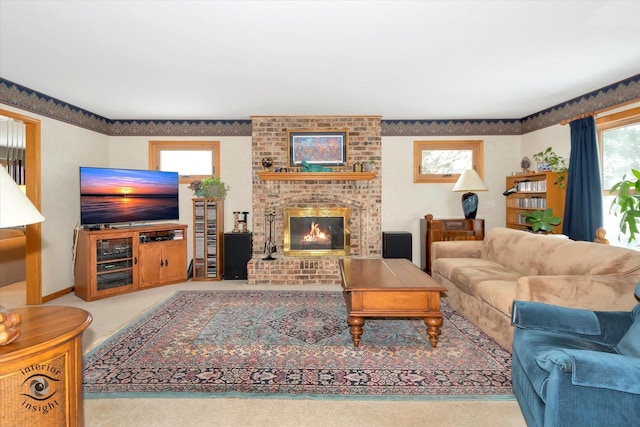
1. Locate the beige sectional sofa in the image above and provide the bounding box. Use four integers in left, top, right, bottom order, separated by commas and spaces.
431, 227, 640, 351
0, 228, 26, 287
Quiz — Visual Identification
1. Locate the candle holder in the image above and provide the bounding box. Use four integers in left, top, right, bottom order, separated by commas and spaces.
233, 211, 249, 233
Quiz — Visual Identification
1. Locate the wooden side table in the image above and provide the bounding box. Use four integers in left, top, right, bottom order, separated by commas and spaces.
0, 306, 92, 427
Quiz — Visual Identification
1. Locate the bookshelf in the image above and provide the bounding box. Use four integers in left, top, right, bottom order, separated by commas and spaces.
505, 171, 567, 234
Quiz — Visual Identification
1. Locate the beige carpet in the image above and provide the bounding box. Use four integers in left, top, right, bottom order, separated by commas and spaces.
1, 281, 526, 427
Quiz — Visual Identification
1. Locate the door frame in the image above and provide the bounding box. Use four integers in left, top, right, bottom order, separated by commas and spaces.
1, 108, 42, 304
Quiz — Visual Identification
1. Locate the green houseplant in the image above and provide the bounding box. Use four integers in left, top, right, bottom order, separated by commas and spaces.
523, 208, 562, 233
533, 147, 568, 188
188, 177, 230, 199
609, 168, 640, 243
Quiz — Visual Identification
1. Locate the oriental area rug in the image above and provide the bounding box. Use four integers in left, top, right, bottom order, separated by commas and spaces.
83, 290, 514, 400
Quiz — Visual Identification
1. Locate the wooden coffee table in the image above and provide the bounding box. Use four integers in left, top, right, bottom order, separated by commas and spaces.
339, 258, 446, 348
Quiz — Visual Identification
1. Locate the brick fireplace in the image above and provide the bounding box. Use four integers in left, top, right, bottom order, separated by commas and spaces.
247, 115, 382, 285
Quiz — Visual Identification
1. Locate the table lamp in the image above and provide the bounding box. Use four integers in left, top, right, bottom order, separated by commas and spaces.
0, 166, 45, 345
452, 169, 488, 219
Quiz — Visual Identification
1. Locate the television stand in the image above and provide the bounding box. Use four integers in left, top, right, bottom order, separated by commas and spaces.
74, 223, 188, 301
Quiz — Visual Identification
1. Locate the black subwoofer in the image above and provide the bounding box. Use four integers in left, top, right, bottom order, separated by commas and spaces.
224, 232, 253, 280
382, 231, 412, 260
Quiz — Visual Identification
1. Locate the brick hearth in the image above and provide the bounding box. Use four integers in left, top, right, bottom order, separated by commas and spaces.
248, 115, 382, 285
247, 257, 342, 285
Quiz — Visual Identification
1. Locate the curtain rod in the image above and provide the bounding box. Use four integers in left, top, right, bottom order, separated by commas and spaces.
559, 99, 640, 125
560, 112, 598, 126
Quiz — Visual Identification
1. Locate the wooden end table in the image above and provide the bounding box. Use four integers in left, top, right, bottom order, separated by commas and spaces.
0, 306, 92, 427
339, 258, 446, 348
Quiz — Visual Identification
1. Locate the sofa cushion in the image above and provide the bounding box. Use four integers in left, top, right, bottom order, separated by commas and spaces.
483, 228, 573, 275
476, 280, 518, 316
516, 275, 640, 312
433, 258, 504, 280
483, 228, 640, 277
434, 258, 520, 297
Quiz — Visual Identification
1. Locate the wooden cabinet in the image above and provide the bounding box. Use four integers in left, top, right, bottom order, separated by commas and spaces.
420, 214, 484, 273
505, 171, 566, 234
139, 240, 187, 287
192, 198, 224, 280
74, 224, 187, 301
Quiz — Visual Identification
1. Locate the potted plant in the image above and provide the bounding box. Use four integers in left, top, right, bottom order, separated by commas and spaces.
533, 147, 568, 188
523, 208, 561, 233
609, 168, 640, 243
188, 177, 230, 199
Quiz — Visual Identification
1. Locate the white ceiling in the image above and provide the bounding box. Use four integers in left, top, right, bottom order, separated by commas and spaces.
1, 1, 639, 121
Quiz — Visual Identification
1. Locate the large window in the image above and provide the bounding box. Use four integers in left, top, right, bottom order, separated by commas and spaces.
597, 106, 640, 248
149, 141, 220, 184
413, 140, 484, 183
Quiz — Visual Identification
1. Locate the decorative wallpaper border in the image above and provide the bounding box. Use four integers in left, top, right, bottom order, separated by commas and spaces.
0, 79, 111, 134
1, 75, 639, 137
381, 119, 521, 136
521, 74, 640, 134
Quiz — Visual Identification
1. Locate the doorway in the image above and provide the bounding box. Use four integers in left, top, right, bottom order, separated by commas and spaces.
0, 108, 42, 304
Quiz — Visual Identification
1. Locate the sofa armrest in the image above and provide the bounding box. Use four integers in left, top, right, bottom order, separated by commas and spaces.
512, 301, 603, 335
515, 274, 639, 312
431, 240, 483, 264
512, 300, 633, 344
536, 348, 640, 395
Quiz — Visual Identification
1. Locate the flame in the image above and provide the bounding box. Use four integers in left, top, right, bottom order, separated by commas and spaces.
302, 222, 328, 242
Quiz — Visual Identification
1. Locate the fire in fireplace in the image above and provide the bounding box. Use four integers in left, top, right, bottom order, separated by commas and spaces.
283, 207, 350, 256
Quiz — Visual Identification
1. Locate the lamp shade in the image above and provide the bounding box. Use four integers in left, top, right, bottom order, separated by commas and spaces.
452, 169, 488, 192
0, 166, 45, 228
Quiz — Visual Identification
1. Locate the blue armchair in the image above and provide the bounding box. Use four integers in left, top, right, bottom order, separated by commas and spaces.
511, 283, 640, 427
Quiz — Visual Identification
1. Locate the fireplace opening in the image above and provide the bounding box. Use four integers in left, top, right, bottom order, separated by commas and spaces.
283, 207, 350, 256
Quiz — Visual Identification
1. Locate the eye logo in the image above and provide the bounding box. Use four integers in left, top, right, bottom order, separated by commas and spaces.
21, 375, 60, 401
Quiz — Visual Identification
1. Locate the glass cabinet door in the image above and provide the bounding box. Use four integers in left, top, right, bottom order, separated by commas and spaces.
95, 237, 134, 291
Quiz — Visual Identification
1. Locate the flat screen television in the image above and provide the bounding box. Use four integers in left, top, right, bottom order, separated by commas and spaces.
80, 167, 179, 227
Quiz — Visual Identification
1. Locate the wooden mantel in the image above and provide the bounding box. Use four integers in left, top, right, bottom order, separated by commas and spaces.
257, 171, 377, 181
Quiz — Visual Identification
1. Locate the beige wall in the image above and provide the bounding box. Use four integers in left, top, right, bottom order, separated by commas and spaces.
520, 124, 571, 168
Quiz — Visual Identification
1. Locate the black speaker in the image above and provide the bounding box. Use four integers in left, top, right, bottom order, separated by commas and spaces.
382, 231, 412, 260
224, 232, 253, 280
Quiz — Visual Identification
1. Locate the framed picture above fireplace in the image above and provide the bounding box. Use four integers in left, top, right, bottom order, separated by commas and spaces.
287, 129, 349, 167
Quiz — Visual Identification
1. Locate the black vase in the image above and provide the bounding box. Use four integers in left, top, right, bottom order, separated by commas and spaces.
461, 192, 478, 219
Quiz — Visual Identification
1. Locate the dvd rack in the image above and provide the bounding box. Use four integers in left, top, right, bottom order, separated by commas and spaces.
192, 198, 224, 280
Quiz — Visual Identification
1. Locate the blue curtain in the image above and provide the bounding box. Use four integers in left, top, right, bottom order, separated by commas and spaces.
563, 116, 603, 241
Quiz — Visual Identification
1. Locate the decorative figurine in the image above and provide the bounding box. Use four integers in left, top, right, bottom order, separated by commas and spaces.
0, 311, 21, 345
594, 227, 610, 245
521, 157, 531, 173
261, 157, 274, 170
301, 161, 332, 172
